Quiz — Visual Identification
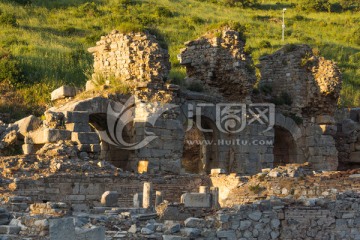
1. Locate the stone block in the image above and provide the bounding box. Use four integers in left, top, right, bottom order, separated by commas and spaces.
15, 115, 42, 138
216, 230, 236, 239
180, 228, 201, 238
133, 193, 143, 208
72, 132, 100, 144
51, 85, 77, 101
320, 124, 337, 136
211, 168, 226, 175
184, 217, 205, 228
349, 152, 360, 163
29, 129, 71, 144
85, 80, 96, 91
160, 159, 181, 174
316, 115, 336, 124
350, 108, 360, 122
22, 144, 33, 155
66, 123, 91, 132
101, 191, 119, 207
64, 111, 89, 124
248, 211, 262, 221
76, 227, 105, 240
342, 119, 357, 135
49, 217, 75, 240
76, 144, 101, 153
180, 193, 211, 208
163, 236, 190, 240
0, 225, 21, 234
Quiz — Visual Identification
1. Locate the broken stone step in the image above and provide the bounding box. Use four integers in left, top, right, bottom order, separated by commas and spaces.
64, 111, 89, 124
71, 132, 100, 144
28, 129, 71, 144
65, 123, 91, 132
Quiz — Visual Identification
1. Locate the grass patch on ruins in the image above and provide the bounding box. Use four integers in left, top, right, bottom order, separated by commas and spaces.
0, 0, 359, 120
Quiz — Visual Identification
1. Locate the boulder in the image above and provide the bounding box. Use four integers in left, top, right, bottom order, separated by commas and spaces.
14, 115, 42, 138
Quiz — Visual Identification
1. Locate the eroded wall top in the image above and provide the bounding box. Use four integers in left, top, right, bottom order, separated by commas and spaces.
258, 44, 342, 117
88, 30, 171, 89
178, 28, 256, 102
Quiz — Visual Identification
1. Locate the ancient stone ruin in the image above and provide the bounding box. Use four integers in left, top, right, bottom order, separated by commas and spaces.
0, 27, 359, 239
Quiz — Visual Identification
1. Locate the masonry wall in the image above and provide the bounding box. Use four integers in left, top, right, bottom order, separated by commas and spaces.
178, 28, 256, 102
205, 192, 360, 240
87, 30, 170, 88
258, 44, 342, 117
10, 174, 208, 212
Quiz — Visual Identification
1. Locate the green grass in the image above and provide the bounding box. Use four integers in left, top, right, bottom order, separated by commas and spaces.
0, 0, 359, 120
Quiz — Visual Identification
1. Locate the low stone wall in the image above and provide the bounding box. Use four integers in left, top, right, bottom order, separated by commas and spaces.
9, 174, 208, 211
203, 191, 360, 239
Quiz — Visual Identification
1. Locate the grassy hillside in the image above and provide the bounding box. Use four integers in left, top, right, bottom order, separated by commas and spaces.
0, 0, 359, 121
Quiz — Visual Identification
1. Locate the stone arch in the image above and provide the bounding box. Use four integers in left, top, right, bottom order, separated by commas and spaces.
273, 113, 304, 166
181, 115, 219, 174
88, 112, 133, 170
60, 97, 134, 170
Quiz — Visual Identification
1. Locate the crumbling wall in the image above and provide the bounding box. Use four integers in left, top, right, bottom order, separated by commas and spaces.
178, 28, 256, 102
156, 191, 360, 240
87, 30, 170, 89
335, 108, 360, 170
258, 44, 342, 117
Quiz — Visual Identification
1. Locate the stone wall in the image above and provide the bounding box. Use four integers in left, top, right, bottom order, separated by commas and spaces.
178, 28, 256, 102
258, 44, 342, 117
335, 108, 360, 170
88, 30, 170, 89
203, 191, 360, 240
10, 174, 208, 212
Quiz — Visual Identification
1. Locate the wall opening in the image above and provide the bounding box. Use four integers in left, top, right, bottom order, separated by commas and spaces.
181, 116, 218, 174
273, 126, 297, 166
89, 113, 133, 170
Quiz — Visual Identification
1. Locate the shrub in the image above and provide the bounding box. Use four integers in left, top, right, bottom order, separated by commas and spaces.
300, 0, 331, 12
11, 0, 31, 5
259, 40, 271, 48
223, 0, 258, 8
0, 49, 24, 87
0, 13, 17, 27
75, 2, 102, 18
338, 0, 360, 11
330, 2, 343, 13
155, 6, 174, 18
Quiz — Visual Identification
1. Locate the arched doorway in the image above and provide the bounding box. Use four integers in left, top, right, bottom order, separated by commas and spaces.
181, 116, 218, 174
273, 126, 298, 166
89, 113, 133, 170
